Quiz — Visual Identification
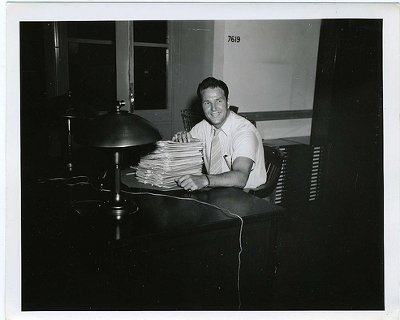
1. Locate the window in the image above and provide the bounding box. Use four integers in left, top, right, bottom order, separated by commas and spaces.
67, 21, 116, 111
132, 21, 169, 110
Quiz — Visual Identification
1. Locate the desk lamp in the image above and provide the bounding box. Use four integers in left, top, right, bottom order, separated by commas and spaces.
77, 101, 161, 219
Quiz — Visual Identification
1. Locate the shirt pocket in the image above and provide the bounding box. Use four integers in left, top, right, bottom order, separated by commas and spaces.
223, 154, 233, 170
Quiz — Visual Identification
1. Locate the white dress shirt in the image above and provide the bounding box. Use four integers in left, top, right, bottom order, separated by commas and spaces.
190, 111, 266, 189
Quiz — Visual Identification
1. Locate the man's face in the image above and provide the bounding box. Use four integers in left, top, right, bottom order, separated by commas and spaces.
200, 87, 230, 129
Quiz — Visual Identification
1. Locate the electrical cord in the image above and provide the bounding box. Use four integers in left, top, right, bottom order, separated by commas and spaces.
35, 175, 244, 309
120, 189, 244, 310
36, 175, 90, 186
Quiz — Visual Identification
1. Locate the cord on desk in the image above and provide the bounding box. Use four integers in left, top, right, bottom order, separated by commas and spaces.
36, 175, 90, 186
121, 189, 244, 310
35, 177, 244, 309
70, 199, 103, 215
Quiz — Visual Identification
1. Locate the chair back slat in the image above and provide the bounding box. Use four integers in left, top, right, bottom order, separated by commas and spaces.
181, 109, 204, 132
181, 106, 240, 132
249, 145, 284, 200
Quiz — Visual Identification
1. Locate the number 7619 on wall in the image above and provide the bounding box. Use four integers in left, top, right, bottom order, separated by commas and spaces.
228, 36, 241, 43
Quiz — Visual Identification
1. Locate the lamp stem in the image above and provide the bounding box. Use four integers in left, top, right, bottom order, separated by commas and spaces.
113, 150, 122, 204
66, 118, 73, 172
101, 149, 138, 219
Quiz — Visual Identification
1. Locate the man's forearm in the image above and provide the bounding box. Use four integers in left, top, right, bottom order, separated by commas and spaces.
207, 170, 249, 189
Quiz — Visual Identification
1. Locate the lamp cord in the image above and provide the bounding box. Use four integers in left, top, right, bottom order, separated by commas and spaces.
34, 175, 244, 310
121, 190, 243, 310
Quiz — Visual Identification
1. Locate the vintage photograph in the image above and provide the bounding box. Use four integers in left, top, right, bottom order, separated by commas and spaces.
5, 2, 400, 320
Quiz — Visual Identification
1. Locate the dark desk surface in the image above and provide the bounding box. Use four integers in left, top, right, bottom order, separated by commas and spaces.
22, 179, 283, 311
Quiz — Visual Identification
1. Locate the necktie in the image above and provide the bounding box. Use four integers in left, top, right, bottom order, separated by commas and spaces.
209, 128, 222, 174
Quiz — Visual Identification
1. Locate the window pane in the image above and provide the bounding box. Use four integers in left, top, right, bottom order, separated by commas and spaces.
133, 21, 167, 44
134, 46, 167, 110
67, 21, 115, 40
68, 42, 116, 111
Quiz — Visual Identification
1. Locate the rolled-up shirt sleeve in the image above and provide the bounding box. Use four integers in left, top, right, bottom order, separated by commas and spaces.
189, 121, 207, 141
232, 130, 259, 164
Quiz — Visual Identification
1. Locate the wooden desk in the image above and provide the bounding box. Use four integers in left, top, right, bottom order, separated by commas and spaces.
22, 179, 284, 311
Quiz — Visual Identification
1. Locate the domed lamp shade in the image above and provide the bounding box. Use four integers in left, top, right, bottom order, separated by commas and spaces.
76, 101, 161, 219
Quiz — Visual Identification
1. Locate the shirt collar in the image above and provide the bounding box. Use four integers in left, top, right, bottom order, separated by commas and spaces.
210, 110, 232, 137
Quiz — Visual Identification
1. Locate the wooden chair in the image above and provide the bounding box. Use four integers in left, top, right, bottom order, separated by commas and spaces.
248, 145, 283, 201
229, 105, 239, 113
181, 105, 240, 132
180, 109, 204, 132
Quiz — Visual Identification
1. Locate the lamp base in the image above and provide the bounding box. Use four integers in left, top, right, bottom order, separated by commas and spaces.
101, 199, 139, 220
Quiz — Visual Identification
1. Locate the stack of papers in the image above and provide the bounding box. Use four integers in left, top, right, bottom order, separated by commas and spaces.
136, 140, 204, 189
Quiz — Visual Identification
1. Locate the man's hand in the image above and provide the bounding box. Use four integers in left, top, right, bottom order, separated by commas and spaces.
176, 174, 209, 191
172, 131, 193, 143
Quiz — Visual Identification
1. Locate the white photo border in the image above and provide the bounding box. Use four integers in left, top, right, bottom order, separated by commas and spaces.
4, 2, 400, 320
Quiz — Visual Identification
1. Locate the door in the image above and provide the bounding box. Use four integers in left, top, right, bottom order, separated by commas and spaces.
115, 21, 173, 139
310, 19, 383, 201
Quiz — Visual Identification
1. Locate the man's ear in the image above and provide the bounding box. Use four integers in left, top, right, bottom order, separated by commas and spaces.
227, 99, 230, 107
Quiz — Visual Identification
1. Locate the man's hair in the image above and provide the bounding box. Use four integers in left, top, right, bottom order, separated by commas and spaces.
197, 77, 229, 100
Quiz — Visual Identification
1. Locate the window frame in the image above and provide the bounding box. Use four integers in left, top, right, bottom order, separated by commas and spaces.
130, 20, 171, 112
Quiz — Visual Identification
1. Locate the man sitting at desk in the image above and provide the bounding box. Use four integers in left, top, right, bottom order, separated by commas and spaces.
173, 77, 266, 191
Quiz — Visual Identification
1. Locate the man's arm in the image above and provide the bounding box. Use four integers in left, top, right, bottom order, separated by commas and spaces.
176, 156, 253, 191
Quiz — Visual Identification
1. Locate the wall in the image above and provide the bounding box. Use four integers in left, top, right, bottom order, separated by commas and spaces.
213, 20, 321, 139
116, 21, 214, 138
171, 21, 214, 134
